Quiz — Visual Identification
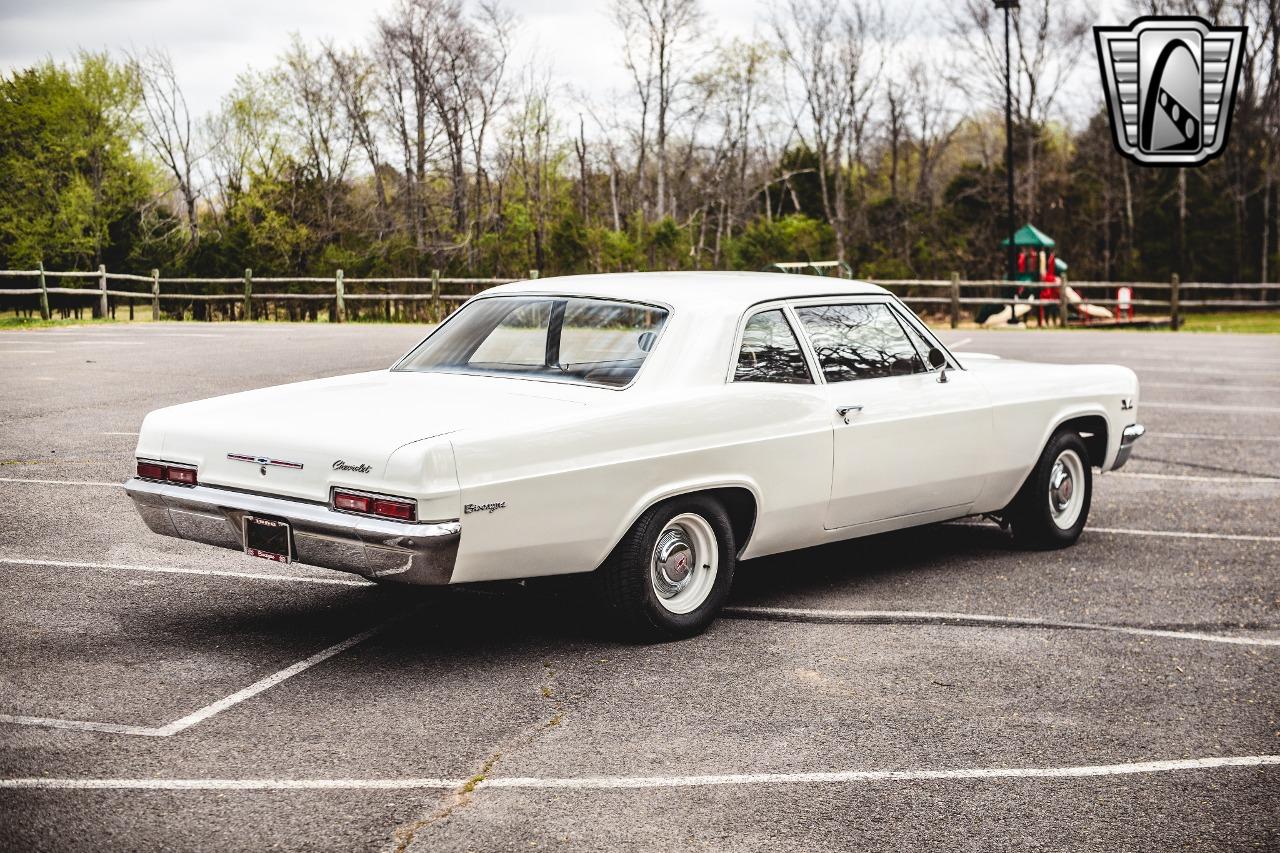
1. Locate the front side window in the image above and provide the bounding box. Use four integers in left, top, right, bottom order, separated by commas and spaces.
734, 309, 812, 384
395, 296, 667, 388
794, 303, 925, 382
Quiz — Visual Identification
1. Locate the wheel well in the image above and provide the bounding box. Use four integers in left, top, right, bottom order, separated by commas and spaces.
651, 486, 758, 557
708, 487, 758, 555
1057, 415, 1108, 466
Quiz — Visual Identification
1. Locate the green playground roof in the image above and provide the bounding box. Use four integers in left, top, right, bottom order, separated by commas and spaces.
1000, 223, 1056, 249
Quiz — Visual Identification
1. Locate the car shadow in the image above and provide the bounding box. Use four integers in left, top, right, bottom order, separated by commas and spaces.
90, 523, 1019, 655
730, 522, 1017, 603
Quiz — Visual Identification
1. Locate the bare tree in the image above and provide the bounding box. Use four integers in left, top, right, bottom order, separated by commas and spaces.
132, 49, 205, 248
374, 0, 511, 267
204, 69, 285, 226
774, 0, 885, 261
280, 38, 355, 239
948, 0, 1094, 219
326, 44, 393, 238
696, 40, 771, 264
614, 0, 703, 220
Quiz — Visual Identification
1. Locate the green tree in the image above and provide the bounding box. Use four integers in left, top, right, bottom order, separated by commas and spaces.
0, 55, 149, 270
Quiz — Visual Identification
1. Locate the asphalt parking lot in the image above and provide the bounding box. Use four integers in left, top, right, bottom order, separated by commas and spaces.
1, 321, 1277, 852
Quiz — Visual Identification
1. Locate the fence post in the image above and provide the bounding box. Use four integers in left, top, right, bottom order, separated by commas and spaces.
1170, 273, 1180, 331
37, 261, 50, 321
242, 268, 253, 321
949, 271, 960, 329
97, 263, 108, 319
529, 269, 540, 280
334, 268, 345, 323
431, 269, 441, 321
151, 270, 160, 320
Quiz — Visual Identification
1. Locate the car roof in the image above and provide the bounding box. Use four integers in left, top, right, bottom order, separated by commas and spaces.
483, 271, 890, 313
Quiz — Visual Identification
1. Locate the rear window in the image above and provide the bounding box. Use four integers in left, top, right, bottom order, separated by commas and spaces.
394, 296, 667, 388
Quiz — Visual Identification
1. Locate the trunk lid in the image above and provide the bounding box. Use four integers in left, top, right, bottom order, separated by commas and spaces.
143, 371, 590, 502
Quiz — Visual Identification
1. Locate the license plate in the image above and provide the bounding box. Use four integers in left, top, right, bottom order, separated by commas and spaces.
243, 515, 291, 563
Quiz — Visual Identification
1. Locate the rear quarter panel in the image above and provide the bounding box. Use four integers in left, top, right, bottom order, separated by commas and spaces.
447, 383, 833, 583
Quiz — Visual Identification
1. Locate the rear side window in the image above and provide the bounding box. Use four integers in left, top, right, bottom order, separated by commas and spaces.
794, 303, 925, 382
734, 310, 812, 384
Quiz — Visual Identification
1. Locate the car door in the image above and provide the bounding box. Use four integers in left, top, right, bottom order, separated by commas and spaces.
791, 299, 995, 530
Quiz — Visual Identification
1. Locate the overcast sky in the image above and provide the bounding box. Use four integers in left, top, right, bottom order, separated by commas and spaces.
1, 0, 1122, 123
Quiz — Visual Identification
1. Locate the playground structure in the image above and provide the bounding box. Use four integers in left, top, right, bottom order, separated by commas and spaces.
982, 224, 1116, 327
761, 227, 1183, 329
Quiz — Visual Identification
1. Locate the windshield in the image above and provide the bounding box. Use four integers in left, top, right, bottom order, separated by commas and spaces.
394, 295, 668, 388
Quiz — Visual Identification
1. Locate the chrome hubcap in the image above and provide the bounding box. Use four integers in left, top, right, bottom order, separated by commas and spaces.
650, 513, 720, 615
1050, 461, 1073, 512
653, 528, 695, 598
1048, 449, 1086, 529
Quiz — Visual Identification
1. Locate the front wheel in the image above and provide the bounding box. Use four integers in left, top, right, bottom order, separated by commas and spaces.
1007, 430, 1092, 549
594, 495, 736, 641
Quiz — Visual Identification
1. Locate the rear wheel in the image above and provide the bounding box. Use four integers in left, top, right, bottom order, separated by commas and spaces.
1007, 430, 1092, 549
595, 494, 735, 641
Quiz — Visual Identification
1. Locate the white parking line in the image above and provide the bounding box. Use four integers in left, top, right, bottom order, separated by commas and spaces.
153, 623, 386, 736
0, 349, 55, 354
1141, 381, 1280, 392
1142, 401, 1280, 414
0, 557, 372, 587
100, 431, 139, 436
0, 617, 395, 737
948, 337, 973, 348
1089, 526, 1280, 544
1149, 432, 1280, 443
952, 521, 1280, 545
4, 755, 1277, 791
1111, 471, 1278, 484
723, 606, 1280, 647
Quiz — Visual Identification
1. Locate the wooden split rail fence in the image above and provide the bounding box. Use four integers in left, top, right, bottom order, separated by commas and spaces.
0, 265, 535, 323
874, 274, 1280, 330
1, 266, 1277, 330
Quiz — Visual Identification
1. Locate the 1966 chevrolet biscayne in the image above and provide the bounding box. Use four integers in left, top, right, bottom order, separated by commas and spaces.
126, 272, 1144, 639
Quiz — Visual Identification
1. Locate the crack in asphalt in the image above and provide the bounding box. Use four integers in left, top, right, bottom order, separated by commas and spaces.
387, 660, 566, 853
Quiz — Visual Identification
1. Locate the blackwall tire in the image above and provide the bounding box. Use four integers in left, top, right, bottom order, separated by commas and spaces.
1008, 430, 1093, 550
594, 494, 735, 641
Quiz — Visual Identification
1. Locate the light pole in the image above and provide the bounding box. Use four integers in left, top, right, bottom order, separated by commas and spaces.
995, 0, 1019, 319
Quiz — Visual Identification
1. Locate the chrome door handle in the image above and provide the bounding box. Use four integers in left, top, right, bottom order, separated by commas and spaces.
836, 405, 863, 424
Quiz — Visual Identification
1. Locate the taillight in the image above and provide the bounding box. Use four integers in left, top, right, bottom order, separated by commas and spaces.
137, 461, 165, 480
372, 499, 415, 521
334, 492, 371, 513
137, 460, 198, 486
333, 490, 416, 522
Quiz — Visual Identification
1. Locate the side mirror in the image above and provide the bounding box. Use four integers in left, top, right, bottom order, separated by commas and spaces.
928, 347, 949, 383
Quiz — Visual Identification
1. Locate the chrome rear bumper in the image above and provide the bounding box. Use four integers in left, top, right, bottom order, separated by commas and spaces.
124, 478, 460, 585
1111, 423, 1145, 471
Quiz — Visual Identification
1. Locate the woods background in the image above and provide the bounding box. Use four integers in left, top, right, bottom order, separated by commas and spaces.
0, 0, 1276, 288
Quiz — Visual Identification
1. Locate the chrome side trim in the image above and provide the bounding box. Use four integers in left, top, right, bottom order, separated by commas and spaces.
1112, 423, 1146, 471
124, 478, 460, 585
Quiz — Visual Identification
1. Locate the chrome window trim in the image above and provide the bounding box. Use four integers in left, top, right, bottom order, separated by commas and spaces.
787, 297, 936, 386
724, 301, 820, 386
391, 292, 674, 392
884, 295, 964, 371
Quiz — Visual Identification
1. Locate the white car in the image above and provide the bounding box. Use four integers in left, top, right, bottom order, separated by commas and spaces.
126, 272, 1144, 639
